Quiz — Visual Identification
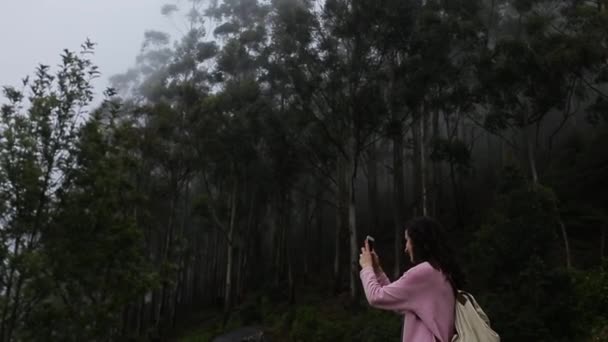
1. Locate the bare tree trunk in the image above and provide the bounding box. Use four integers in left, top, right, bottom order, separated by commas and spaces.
224, 180, 238, 314
158, 191, 178, 334
137, 296, 145, 336
172, 181, 190, 328
555, 210, 572, 269
237, 193, 255, 301
367, 140, 380, 235
171, 257, 184, 329
286, 191, 295, 304
392, 124, 405, 279
334, 156, 347, 293
153, 232, 163, 331
288, 246, 295, 304
239, 244, 249, 301
420, 113, 428, 216
443, 112, 464, 229
431, 109, 441, 216
192, 240, 201, 306
201, 239, 207, 305
347, 135, 359, 301
303, 184, 317, 276
559, 219, 572, 269
527, 135, 539, 184
523, 116, 539, 184
218, 240, 227, 306
413, 120, 422, 217
601, 225, 606, 262
315, 182, 325, 271
272, 204, 281, 287
233, 246, 242, 304
0, 236, 22, 341
213, 230, 221, 304
121, 301, 130, 337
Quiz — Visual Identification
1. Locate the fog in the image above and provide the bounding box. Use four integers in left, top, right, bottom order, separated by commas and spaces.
0, 0, 174, 101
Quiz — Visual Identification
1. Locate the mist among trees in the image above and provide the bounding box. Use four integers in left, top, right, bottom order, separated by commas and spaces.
1, 0, 608, 341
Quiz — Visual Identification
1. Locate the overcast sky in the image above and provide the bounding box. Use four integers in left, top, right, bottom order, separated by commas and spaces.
0, 0, 174, 101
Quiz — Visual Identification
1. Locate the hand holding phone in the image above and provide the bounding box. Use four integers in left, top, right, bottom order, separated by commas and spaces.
365, 235, 375, 251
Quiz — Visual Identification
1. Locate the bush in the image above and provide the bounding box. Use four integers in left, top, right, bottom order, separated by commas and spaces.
468, 171, 580, 341
573, 263, 608, 341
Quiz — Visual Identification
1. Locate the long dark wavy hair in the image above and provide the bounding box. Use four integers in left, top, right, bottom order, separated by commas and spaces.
405, 216, 465, 295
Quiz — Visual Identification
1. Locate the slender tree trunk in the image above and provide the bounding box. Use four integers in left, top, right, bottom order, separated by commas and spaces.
334, 156, 347, 293
527, 136, 539, 184
288, 246, 295, 304
392, 123, 405, 279
224, 180, 238, 314
419, 112, 428, 216
3, 166, 55, 341
0, 236, 22, 341
558, 218, 572, 269
150, 289, 158, 332
347, 134, 359, 301
237, 193, 255, 300
286, 191, 295, 304
234, 246, 242, 304
6, 257, 27, 342
239, 244, 250, 300
432, 109, 441, 216
171, 257, 184, 329
207, 231, 214, 305
413, 121, 422, 216
316, 183, 325, 272
523, 114, 539, 184
172, 181, 190, 328
487, 129, 494, 180
158, 191, 178, 333
367, 140, 380, 235
272, 204, 282, 287
601, 225, 606, 261
554, 205, 572, 270
449, 158, 463, 224
192, 239, 201, 306
121, 303, 130, 337
444, 112, 464, 229
303, 187, 314, 276
212, 230, 220, 305
137, 296, 144, 336
218, 240, 227, 306
152, 234, 163, 330
420, 114, 428, 216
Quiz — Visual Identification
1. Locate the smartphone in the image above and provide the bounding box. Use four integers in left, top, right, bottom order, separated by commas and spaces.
365, 235, 375, 251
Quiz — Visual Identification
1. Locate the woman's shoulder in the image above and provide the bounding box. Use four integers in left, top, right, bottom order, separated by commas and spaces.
409, 261, 434, 272
406, 262, 445, 280
405, 262, 433, 276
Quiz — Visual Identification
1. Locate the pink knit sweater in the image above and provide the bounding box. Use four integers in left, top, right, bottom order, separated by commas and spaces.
360, 262, 455, 342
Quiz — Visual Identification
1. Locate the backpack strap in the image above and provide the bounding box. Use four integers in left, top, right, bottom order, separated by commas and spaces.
456, 291, 468, 305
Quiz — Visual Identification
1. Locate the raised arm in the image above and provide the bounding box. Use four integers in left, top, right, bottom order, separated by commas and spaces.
375, 268, 391, 286
359, 263, 434, 313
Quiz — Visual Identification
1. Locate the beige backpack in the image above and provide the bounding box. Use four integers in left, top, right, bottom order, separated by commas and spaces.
451, 291, 500, 342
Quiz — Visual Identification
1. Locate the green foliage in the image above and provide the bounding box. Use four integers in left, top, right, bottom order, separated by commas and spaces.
430, 138, 471, 168
175, 293, 402, 342
22, 104, 155, 340
3, 0, 608, 340
0, 45, 156, 341
469, 169, 580, 341
573, 263, 608, 340
289, 305, 350, 342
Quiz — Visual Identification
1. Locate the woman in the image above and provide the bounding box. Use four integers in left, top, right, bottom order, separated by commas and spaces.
359, 216, 464, 342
